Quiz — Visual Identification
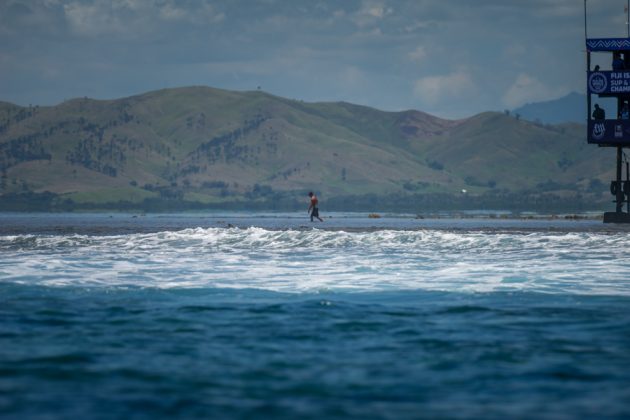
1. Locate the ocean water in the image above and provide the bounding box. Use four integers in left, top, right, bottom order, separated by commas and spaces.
1, 212, 630, 419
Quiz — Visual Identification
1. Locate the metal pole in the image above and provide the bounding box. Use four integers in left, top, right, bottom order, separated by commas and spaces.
584, 0, 588, 40
626, 157, 629, 213
585, 0, 590, 121
617, 146, 624, 212
587, 53, 591, 120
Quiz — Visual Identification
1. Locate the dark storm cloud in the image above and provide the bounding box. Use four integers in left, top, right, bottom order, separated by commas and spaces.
0, 0, 625, 117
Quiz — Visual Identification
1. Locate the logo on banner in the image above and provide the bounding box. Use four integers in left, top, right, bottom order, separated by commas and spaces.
615, 124, 624, 138
592, 122, 606, 140
589, 72, 608, 93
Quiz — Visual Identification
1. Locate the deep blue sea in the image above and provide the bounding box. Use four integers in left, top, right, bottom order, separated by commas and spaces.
1, 212, 630, 419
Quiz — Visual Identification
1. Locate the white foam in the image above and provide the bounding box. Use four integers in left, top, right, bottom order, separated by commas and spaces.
2, 228, 630, 295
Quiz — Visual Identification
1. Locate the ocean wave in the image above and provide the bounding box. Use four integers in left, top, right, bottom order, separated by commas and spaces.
1, 227, 629, 295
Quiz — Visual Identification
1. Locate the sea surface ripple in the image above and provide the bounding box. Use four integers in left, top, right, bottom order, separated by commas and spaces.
1, 213, 630, 419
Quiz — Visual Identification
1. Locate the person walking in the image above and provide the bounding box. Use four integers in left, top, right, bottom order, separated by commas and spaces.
308, 192, 324, 222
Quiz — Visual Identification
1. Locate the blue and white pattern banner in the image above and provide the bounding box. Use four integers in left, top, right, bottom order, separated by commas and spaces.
587, 38, 630, 51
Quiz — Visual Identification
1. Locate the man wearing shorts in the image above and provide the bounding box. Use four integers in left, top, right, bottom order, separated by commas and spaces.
308, 192, 324, 222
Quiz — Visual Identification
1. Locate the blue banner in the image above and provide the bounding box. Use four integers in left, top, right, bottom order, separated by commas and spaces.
586, 38, 630, 51
588, 71, 630, 94
587, 120, 630, 144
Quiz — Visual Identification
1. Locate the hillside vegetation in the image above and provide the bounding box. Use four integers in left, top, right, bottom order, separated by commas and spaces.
0, 86, 614, 211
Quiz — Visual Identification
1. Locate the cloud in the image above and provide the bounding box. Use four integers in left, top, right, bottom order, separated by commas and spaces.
158, 2, 225, 24
340, 66, 368, 88
62, 0, 225, 36
407, 46, 427, 62
413, 70, 476, 105
0, 0, 594, 117
333, 9, 345, 19
63, 2, 124, 36
352, 0, 393, 27
502, 43, 527, 58
403, 20, 431, 33
502, 73, 567, 108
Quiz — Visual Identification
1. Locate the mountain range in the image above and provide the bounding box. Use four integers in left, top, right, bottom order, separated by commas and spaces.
512, 92, 586, 125
0, 86, 615, 211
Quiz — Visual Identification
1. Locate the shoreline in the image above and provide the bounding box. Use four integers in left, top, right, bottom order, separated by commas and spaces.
1, 211, 628, 236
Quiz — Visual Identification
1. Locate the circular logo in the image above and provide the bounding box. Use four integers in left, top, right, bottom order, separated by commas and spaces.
589, 72, 608, 93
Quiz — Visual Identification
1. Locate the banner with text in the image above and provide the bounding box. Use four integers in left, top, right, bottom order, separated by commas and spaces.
588, 71, 630, 95
588, 120, 630, 145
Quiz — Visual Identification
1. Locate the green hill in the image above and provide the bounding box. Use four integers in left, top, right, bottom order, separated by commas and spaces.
0, 86, 614, 211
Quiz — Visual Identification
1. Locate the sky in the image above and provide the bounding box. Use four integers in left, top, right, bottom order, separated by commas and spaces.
0, 0, 628, 118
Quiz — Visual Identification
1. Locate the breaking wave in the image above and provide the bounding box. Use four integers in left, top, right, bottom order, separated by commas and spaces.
1, 227, 629, 295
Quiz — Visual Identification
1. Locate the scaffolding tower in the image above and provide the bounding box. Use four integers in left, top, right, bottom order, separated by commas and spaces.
586, 37, 630, 222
